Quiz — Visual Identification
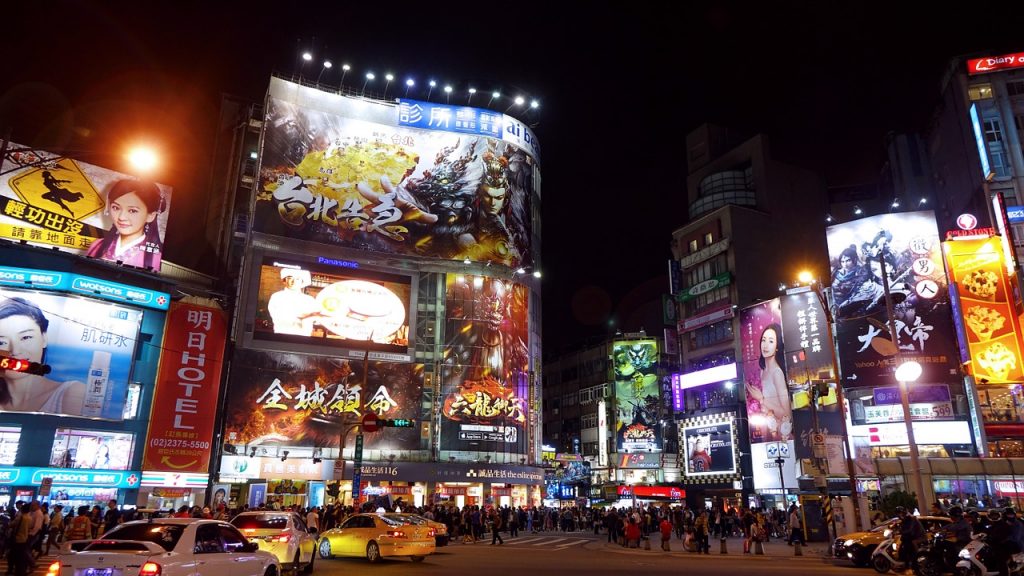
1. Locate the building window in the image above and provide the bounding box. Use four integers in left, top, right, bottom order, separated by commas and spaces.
969, 84, 994, 100
689, 239, 698, 253
984, 119, 1012, 178
689, 164, 756, 219
1007, 81, 1024, 97
688, 319, 734, 350
704, 232, 714, 246
581, 414, 597, 429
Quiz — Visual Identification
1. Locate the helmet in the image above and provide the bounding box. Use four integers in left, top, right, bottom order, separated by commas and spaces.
988, 509, 1002, 522
1005, 507, 1018, 518
895, 506, 906, 515
948, 506, 963, 518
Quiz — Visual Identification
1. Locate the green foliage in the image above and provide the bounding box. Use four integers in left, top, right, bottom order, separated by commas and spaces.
879, 490, 919, 517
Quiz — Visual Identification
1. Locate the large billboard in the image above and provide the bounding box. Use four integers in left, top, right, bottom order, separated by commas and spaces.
222, 348, 424, 452
50, 428, 135, 470
944, 237, 1024, 383
1, 144, 172, 272
741, 299, 791, 444
0, 289, 142, 419
682, 421, 735, 476
612, 339, 662, 453
440, 274, 529, 453
826, 211, 959, 386
254, 79, 537, 268
251, 257, 412, 356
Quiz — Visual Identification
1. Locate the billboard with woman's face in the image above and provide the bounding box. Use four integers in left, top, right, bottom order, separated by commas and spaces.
740, 298, 791, 444
0, 289, 142, 420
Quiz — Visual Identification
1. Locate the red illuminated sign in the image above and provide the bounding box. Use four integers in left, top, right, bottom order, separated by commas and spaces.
968, 53, 1024, 75
615, 485, 686, 499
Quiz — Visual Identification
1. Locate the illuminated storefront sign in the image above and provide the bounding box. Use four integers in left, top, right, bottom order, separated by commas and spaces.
675, 363, 737, 393
863, 403, 954, 423
0, 467, 140, 488
597, 400, 608, 467
970, 104, 994, 181
140, 471, 209, 488
680, 304, 734, 333
617, 453, 662, 469
615, 485, 685, 499
0, 265, 169, 310
612, 339, 661, 454
968, 52, 1024, 75
849, 420, 972, 446
944, 237, 1024, 383
677, 272, 731, 302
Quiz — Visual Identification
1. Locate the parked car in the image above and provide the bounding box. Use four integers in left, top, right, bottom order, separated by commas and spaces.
231, 511, 318, 573
55, 518, 279, 576
382, 513, 449, 546
833, 515, 951, 567
317, 513, 436, 563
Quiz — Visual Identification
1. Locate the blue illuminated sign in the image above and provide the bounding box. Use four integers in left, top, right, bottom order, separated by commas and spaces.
397, 99, 503, 139
0, 265, 169, 310
316, 256, 359, 269
1008, 206, 1024, 224
970, 103, 994, 181
0, 467, 141, 488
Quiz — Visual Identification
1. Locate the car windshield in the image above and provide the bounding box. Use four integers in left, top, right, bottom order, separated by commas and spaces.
231, 515, 288, 530
378, 515, 405, 527
99, 524, 185, 552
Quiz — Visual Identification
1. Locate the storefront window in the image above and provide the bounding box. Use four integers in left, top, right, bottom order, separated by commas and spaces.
0, 426, 20, 465
977, 386, 1024, 423
50, 428, 135, 470
989, 440, 1024, 457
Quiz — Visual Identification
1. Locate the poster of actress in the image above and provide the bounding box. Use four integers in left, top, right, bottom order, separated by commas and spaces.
740, 298, 792, 443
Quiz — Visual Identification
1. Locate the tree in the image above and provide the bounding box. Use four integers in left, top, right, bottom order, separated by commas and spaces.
879, 489, 919, 517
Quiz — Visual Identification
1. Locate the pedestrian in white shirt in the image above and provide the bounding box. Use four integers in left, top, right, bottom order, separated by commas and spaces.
306, 508, 320, 534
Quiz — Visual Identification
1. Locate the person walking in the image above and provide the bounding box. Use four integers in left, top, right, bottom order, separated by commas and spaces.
787, 505, 805, 546
9, 504, 32, 576
694, 510, 710, 554
45, 505, 63, 555
489, 508, 504, 545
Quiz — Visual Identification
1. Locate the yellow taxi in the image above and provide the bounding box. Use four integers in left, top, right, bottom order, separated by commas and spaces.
382, 513, 449, 546
230, 511, 318, 573
317, 513, 436, 563
833, 515, 950, 567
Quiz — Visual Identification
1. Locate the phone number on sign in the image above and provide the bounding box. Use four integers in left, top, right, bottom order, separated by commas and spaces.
149, 438, 211, 450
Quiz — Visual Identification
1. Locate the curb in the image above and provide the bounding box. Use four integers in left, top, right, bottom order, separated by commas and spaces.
597, 541, 831, 560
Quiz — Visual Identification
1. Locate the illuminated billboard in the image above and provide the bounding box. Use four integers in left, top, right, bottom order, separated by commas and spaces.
0, 289, 142, 419
222, 349, 423, 452
0, 144, 172, 271
50, 428, 135, 470
252, 258, 412, 356
440, 274, 529, 453
682, 421, 735, 476
612, 339, 661, 453
740, 299, 791, 444
944, 237, 1024, 383
254, 78, 537, 268
826, 211, 959, 386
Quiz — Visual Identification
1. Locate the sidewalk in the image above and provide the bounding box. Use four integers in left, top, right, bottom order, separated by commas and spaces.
591, 534, 832, 559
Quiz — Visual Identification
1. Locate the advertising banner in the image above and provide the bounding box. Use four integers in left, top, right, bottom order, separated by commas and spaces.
740, 299, 791, 443
597, 399, 608, 467
826, 211, 959, 386
0, 288, 142, 419
945, 237, 1024, 384
50, 429, 134, 470
255, 79, 536, 268
0, 265, 170, 310
0, 144, 172, 271
440, 274, 529, 453
143, 301, 228, 474
252, 258, 412, 355
682, 421, 735, 476
223, 348, 423, 452
612, 339, 661, 453
751, 440, 798, 490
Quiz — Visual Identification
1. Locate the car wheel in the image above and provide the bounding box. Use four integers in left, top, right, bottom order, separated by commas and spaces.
303, 549, 315, 574
318, 539, 332, 559
851, 548, 869, 567
410, 556, 425, 563
366, 541, 381, 563
264, 567, 277, 576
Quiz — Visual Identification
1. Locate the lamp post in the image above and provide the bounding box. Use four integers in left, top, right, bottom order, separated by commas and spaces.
895, 360, 929, 512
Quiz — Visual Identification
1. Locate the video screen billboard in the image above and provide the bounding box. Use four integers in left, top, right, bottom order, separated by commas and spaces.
222, 349, 423, 452
0, 289, 142, 419
440, 274, 529, 453
254, 79, 536, 268
826, 211, 959, 386
740, 299, 791, 444
944, 237, 1024, 383
252, 258, 412, 355
0, 144, 172, 271
50, 428, 135, 470
683, 421, 735, 476
612, 339, 662, 453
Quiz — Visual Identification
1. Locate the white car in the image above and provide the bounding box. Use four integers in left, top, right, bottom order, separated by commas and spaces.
53, 518, 280, 576
231, 511, 317, 573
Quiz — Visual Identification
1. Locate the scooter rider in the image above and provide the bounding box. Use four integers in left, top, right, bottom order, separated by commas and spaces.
942, 506, 972, 547
898, 506, 925, 574
986, 509, 1013, 576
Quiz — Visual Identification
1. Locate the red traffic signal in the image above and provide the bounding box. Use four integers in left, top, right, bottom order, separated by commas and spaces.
0, 357, 50, 375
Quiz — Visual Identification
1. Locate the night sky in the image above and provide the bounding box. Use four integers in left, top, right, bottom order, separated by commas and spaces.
2, 1, 1022, 353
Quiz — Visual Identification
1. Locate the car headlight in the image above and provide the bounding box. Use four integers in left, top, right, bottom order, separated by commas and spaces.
959, 549, 970, 559
883, 529, 892, 538
844, 539, 856, 547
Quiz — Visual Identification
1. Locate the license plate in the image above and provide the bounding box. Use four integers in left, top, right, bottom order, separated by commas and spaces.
85, 569, 113, 576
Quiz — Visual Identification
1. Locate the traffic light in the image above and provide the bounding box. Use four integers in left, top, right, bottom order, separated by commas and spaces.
382, 419, 416, 428
0, 357, 50, 375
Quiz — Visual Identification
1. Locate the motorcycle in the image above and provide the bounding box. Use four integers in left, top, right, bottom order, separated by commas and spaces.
915, 532, 964, 576
872, 529, 910, 574
955, 533, 1024, 576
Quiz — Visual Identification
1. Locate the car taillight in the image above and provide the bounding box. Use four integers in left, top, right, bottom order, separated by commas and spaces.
46, 562, 60, 576
428, 528, 436, 537
140, 562, 161, 576
387, 530, 407, 538
274, 531, 292, 543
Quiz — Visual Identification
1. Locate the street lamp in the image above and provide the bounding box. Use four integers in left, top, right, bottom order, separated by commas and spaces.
404, 78, 415, 97
126, 146, 158, 174
316, 60, 332, 84
895, 360, 929, 511
383, 74, 394, 100
444, 85, 453, 103
339, 64, 351, 90
361, 72, 375, 96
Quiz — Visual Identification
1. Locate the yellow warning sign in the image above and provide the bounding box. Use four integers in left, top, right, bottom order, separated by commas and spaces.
9, 159, 104, 220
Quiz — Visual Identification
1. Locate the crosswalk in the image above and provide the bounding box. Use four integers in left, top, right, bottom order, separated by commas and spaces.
451, 533, 594, 550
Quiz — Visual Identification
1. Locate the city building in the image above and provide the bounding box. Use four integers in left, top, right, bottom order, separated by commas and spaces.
209, 76, 545, 510
669, 124, 828, 511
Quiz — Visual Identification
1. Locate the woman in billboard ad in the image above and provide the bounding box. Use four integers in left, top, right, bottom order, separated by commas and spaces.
741, 299, 792, 443
86, 179, 167, 271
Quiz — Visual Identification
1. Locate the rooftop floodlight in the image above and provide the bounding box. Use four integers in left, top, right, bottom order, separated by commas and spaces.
361, 72, 375, 96
302, 52, 312, 61
427, 80, 437, 100
339, 64, 351, 90
444, 84, 453, 103
383, 73, 394, 99
488, 91, 500, 108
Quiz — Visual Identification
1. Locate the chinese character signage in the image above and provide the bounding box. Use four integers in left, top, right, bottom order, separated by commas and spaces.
944, 237, 1024, 383
223, 348, 423, 451
0, 144, 172, 271
827, 211, 959, 386
143, 301, 228, 473
0, 265, 170, 310
612, 339, 662, 453
253, 78, 537, 269
683, 421, 735, 476
397, 99, 504, 139
0, 288, 141, 419
440, 274, 529, 453
252, 258, 412, 355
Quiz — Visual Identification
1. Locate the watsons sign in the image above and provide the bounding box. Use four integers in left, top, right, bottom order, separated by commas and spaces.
0, 265, 169, 310
0, 467, 141, 488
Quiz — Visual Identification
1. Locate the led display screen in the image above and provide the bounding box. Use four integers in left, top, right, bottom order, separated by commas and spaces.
612, 339, 661, 453
0, 289, 142, 419
253, 259, 412, 355
682, 421, 735, 476
50, 428, 135, 470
